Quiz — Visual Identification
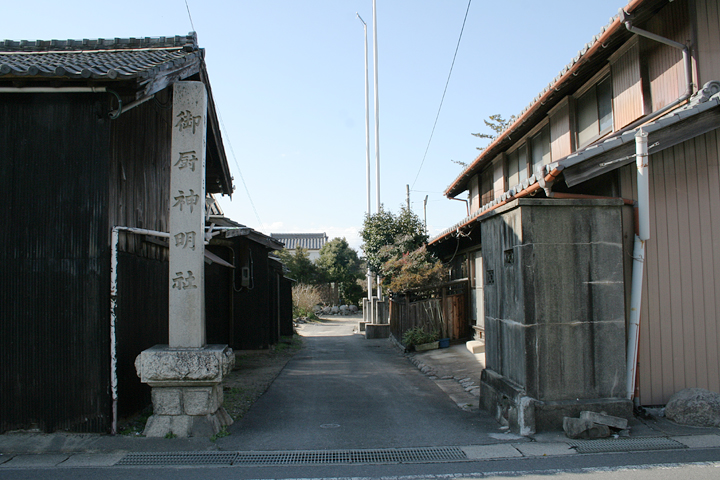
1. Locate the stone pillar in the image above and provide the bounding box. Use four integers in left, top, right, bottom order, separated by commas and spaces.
135, 81, 233, 437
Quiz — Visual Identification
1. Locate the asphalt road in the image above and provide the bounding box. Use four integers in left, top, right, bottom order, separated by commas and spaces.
216, 316, 504, 451
2, 316, 719, 479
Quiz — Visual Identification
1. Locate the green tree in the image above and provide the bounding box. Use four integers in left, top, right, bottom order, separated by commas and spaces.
316, 238, 363, 305
275, 246, 320, 284
360, 205, 428, 275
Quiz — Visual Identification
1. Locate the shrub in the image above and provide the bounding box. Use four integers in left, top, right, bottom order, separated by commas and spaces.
401, 326, 440, 349
292, 283, 322, 318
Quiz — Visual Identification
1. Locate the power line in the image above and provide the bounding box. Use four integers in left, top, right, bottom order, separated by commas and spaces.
410, 0, 472, 190
217, 113, 264, 229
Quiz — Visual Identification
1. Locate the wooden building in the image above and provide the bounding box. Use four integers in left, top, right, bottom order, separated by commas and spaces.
270, 232, 328, 261
431, 0, 720, 420
0, 33, 234, 433
206, 216, 294, 350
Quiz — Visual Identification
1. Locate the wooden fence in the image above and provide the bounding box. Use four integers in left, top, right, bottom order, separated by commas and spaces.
389, 279, 470, 347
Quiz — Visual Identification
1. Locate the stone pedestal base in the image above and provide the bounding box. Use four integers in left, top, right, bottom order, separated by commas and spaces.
135, 344, 234, 437
480, 367, 632, 435
365, 323, 390, 339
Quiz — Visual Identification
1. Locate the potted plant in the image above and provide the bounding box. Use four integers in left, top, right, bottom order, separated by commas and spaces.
402, 326, 440, 352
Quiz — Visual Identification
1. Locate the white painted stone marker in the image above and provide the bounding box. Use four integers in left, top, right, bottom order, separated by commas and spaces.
135, 81, 233, 437
169, 81, 207, 348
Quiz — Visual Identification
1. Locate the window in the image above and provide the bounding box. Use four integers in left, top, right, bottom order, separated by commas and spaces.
507, 144, 527, 188
576, 75, 613, 148
531, 124, 551, 174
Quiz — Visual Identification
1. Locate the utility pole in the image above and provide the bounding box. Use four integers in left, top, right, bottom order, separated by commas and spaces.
423, 195, 429, 230
357, 13, 373, 320
373, 0, 382, 302
373, 0, 381, 214
406, 184, 410, 210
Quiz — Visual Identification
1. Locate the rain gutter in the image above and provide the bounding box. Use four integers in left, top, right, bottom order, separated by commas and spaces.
430, 166, 564, 245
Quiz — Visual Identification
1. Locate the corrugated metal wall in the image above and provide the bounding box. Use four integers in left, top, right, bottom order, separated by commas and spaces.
634, 129, 720, 405
0, 93, 111, 433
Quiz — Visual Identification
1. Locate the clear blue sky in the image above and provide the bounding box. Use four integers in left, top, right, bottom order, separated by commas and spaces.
3, 0, 626, 252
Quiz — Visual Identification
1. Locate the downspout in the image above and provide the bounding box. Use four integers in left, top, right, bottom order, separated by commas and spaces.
110, 226, 170, 434
620, 9, 694, 130
449, 196, 470, 216
626, 129, 649, 402
621, 8, 693, 404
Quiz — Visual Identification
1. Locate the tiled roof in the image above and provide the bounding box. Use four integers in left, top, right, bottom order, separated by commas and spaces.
0, 33, 201, 84
430, 82, 720, 245
444, 0, 641, 198
270, 233, 328, 251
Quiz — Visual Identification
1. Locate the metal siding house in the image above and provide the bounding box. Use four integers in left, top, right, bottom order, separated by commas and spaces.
0, 33, 234, 433
430, 0, 720, 429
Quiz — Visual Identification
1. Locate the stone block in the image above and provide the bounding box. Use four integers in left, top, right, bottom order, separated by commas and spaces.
183, 386, 220, 416
135, 344, 234, 386
358, 321, 367, 332
580, 410, 628, 429
563, 417, 611, 439
466, 340, 484, 354
365, 324, 390, 339
151, 388, 183, 415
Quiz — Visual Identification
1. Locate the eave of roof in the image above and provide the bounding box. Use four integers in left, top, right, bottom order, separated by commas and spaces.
430, 82, 720, 246
444, 0, 648, 199
0, 32, 234, 196
0, 33, 202, 98
223, 227, 285, 251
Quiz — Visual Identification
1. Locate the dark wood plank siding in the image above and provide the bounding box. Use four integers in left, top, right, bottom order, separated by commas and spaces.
109, 92, 172, 259
115, 253, 168, 418
0, 93, 111, 433
108, 92, 175, 420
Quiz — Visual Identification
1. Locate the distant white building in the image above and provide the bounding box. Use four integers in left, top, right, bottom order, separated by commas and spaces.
270, 233, 328, 261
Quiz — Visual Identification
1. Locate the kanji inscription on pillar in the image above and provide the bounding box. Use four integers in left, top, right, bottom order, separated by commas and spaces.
169, 82, 207, 348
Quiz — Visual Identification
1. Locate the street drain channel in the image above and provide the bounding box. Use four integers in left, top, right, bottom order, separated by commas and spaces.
117, 446, 467, 466
116, 452, 239, 466
566, 437, 687, 454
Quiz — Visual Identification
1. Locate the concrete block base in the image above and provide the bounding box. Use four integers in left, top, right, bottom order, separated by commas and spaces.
358, 321, 367, 332
143, 407, 233, 438
135, 344, 235, 437
365, 323, 390, 339
480, 368, 632, 435
466, 341, 485, 354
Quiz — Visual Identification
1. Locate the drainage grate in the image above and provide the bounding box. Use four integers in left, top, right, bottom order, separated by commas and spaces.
117, 452, 238, 466
233, 447, 467, 465
567, 437, 687, 454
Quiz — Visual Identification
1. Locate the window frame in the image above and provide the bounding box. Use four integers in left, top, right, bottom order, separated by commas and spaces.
574, 67, 614, 149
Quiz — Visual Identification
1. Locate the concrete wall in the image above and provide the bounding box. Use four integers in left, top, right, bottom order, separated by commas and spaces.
480, 198, 631, 433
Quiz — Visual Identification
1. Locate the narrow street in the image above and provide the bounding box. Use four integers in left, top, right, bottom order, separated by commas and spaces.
216, 315, 502, 452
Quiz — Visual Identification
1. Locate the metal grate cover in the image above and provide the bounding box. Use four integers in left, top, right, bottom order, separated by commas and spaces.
117, 447, 467, 466
233, 447, 467, 465
567, 437, 687, 454
117, 452, 238, 466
